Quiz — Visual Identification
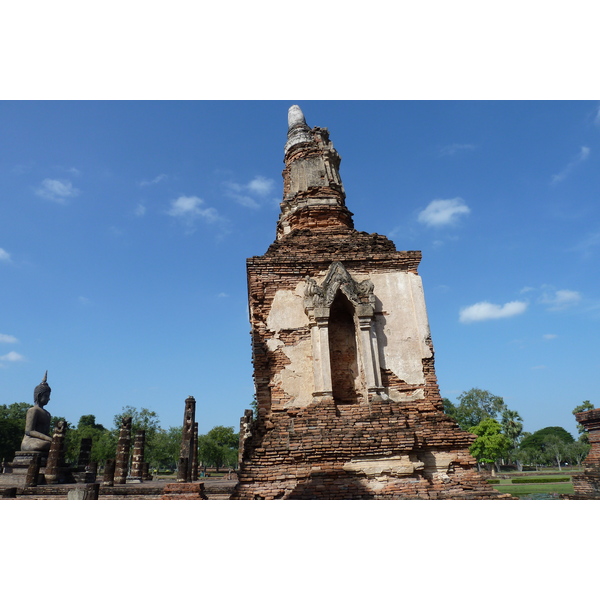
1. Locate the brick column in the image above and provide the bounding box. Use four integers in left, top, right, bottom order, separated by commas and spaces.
77, 438, 93, 471
192, 422, 199, 481
25, 454, 41, 487
130, 429, 146, 481
572, 409, 600, 498
114, 416, 132, 484
179, 397, 196, 482
45, 420, 67, 484
102, 458, 116, 487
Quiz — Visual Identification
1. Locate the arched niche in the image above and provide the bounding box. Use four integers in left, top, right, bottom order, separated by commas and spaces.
304, 262, 384, 403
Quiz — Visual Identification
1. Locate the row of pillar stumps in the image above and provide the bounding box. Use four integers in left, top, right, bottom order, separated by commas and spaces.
103, 395, 200, 486
4, 396, 200, 493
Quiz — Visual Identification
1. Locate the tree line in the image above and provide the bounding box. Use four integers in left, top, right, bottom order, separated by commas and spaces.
0, 404, 239, 473
2, 392, 593, 476
443, 389, 594, 475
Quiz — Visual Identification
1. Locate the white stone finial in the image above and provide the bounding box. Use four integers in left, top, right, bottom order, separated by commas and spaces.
288, 105, 307, 129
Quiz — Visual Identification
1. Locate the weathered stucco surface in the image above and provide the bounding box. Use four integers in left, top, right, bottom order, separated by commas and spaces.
371, 271, 432, 388
266, 284, 309, 331
342, 454, 424, 476
266, 283, 314, 407
264, 271, 433, 405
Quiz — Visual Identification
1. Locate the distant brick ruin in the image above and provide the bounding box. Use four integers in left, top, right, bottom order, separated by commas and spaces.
233, 106, 509, 500
571, 409, 600, 498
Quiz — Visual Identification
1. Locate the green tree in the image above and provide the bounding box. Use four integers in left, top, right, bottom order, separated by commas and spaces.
0, 402, 30, 462
112, 406, 162, 468
543, 434, 568, 471
519, 426, 574, 455
515, 445, 544, 471
501, 409, 524, 467
442, 398, 458, 420
198, 426, 239, 472
77, 414, 105, 430
567, 440, 591, 466
468, 418, 510, 476
151, 426, 182, 471
68, 415, 115, 465
449, 388, 507, 430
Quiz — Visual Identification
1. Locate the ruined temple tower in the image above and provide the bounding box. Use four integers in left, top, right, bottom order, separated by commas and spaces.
234, 106, 507, 499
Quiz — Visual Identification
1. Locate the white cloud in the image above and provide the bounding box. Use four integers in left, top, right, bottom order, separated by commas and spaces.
135, 203, 147, 217
140, 174, 168, 187
0, 333, 18, 343
0, 248, 11, 263
225, 176, 276, 209
0, 351, 25, 362
459, 300, 528, 323
231, 194, 260, 209
36, 178, 80, 203
247, 176, 274, 196
418, 198, 471, 227
540, 288, 581, 311
594, 105, 600, 126
438, 143, 476, 156
551, 146, 590, 184
543, 334, 558, 340
167, 196, 221, 230
78, 296, 91, 305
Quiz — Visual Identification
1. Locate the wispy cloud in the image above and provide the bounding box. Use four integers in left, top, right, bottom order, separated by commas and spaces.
35, 178, 80, 203
140, 174, 168, 187
543, 334, 558, 340
571, 230, 600, 259
134, 203, 147, 217
594, 105, 600, 127
0, 333, 18, 344
438, 143, 476, 157
0, 248, 11, 263
459, 300, 528, 323
224, 176, 276, 209
539, 288, 581, 311
551, 146, 590, 184
12, 163, 33, 175
0, 351, 25, 362
418, 198, 471, 227
167, 195, 223, 233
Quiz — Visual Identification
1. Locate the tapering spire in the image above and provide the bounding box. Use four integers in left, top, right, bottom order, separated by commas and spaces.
276, 105, 354, 240
284, 105, 312, 155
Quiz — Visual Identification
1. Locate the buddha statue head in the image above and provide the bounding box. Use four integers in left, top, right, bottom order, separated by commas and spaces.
33, 371, 51, 407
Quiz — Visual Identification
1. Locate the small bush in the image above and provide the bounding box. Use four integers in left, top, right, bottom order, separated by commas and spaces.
511, 477, 570, 484
487, 479, 501, 484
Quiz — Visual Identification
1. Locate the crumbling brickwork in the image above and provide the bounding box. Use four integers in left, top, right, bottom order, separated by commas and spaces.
233, 106, 509, 500
571, 409, 600, 498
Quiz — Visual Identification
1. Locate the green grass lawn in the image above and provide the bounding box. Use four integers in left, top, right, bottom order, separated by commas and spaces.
492, 481, 574, 497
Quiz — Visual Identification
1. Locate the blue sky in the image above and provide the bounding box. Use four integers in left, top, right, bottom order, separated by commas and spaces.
3, 4, 600, 591
1, 100, 599, 437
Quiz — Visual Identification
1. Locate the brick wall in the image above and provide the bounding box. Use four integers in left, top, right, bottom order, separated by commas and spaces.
234, 225, 510, 499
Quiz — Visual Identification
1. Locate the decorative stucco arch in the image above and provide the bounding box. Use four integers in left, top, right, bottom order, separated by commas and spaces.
304, 262, 384, 402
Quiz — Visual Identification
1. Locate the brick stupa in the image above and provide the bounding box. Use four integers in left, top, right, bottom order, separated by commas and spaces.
233, 106, 508, 499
